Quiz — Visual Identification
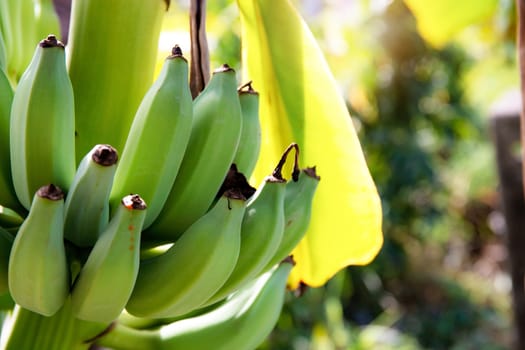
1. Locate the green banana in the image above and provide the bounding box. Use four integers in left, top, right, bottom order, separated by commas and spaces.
70, 194, 146, 323
64, 144, 118, 247
0, 206, 23, 228
126, 191, 246, 319
0, 0, 17, 79
0, 28, 6, 71
110, 45, 193, 229
95, 261, 294, 350
233, 81, 261, 179
34, 0, 61, 44
0, 66, 21, 212
0, 0, 11, 69
264, 166, 320, 270
67, 0, 166, 161
2, 0, 37, 78
148, 64, 243, 241
8, 184, 69, 316
203, 157, 288, 306
0, 0, 19, 77
10, 35, 75, 210
0, 226, 13, 296
0, 0, 62, 79
157, 261, 293, 350
18, 0, 39, 75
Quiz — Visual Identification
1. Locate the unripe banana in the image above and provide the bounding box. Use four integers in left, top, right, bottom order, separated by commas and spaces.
34, 0, 61, 45
149, 64, 243, 241
126, 191, 246, 319
156, 260, 294, 350
233, 81, 261, 179
0, 207, 23, 230
0, 227, 13, 295
0, 67, 21, 212
265, 166, 320, 270
8, 184, 69, 316
10, 35, 75, 210
203, 161, 287, 306
0, 0, 38, 78
16, 0, 39, 75
0, 30, 6, 71
70, 194, 146, 323
64, 144, 118, 247
1, 0, 20, 76
110, 45, 193, 229
0, 0, 15, 75
67, 0, 165, 160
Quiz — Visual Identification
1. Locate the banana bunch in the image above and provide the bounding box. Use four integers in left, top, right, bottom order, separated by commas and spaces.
0, 9, 321, 347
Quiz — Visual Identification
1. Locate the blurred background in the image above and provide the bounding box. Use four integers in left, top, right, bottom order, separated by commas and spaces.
150, 0, 519, 348
159, 0, 518, 349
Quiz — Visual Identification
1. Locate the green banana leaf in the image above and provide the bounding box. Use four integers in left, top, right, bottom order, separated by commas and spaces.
237, 0, 383, 287
404, 0, 498, 48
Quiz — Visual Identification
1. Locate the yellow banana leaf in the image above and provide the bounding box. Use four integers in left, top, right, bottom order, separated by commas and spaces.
237, 0, 383, 287
404, 0, 498, 48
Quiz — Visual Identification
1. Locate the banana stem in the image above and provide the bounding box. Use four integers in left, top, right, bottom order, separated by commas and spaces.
94, 322, 160, 350
518, 0, 525, 198
2, 301, 93, 350
189, 0, 210, 98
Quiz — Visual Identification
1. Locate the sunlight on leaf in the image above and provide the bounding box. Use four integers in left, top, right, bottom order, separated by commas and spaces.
404, 0, 498, 48
237, 0, 383, 287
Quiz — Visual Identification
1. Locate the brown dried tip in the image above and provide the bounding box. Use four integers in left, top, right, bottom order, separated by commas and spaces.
264, 174, 286, 184
168, 45, 186, 62
214, 64, 235, 74
237, 81, 258, 95
303, 166, 320, 180
37, 184, 64, 201
39, 35, 65, 48
164, 0, 170, 11
216, 164, 256, 200
292, 281, 310, 297
282, 255, 296, 266
92, 144, 118, 166
223, 188, 246, 201
122, 194, 147, 210
171, 45, 183, 57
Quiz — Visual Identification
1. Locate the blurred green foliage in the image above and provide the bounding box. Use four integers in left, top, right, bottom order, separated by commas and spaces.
201, 0, 517, 348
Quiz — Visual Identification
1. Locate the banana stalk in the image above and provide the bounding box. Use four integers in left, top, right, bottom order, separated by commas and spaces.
1, 299, 108, 350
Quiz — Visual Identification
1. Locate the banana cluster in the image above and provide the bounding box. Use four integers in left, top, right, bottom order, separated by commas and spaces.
0, 34, 320, 349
